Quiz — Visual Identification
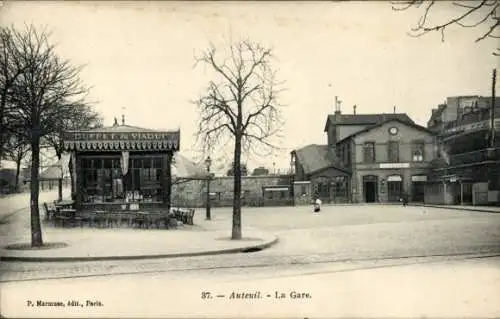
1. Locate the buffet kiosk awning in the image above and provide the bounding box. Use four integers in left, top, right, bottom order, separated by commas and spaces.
62, 122, 180, 212
62, 125, 180, 152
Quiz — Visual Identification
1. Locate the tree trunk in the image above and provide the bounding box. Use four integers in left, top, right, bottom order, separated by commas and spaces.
56, 153, 62, 201
164, 151, 172, 213
30, 134, 43, 247
231, 135, 242, 240
0, 91, 7, 161
15, 158, 21, 193
69, 156, 75, 200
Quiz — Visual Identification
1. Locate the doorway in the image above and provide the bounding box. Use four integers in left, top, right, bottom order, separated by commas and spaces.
363, 175, 378, 203
387, 175, 403, 202
461, 182, 473, 204
411, 182, 425, 202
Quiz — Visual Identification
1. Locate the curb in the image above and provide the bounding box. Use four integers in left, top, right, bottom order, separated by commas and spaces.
0, 236, 279, 263
0, 206, 29, 223
410, 204, 500, 214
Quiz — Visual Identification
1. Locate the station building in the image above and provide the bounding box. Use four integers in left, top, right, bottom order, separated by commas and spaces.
292, 105, 436, 204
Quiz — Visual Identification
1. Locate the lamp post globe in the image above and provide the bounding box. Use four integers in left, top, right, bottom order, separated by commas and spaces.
205, 156, 212, 220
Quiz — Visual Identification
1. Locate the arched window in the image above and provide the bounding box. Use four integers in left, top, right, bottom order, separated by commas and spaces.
412, 149, 423, 162
411, 141, 425, 162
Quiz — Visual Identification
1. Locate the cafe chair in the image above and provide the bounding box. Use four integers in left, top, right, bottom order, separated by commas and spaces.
109, 212, 126, 228
121, 212, 133, 228
132, 212, 147, 229
54, 211, 71, 228
79, 211, 92, 227
90, 211, 107, 228
186, 209, 195, 225
148, 212, 164, 229
43, 203, 56, 222
72, 212, 85, 228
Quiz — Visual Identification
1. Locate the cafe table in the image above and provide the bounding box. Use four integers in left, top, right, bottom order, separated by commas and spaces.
55, 200, 75, 211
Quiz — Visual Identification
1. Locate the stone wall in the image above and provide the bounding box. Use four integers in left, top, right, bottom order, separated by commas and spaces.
171, 175, 293, 207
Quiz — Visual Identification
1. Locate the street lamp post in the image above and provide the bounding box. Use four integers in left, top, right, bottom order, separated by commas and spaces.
205, 156, 212, 220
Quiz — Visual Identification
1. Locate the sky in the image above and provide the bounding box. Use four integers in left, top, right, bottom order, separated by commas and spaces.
0, 1, 498, 175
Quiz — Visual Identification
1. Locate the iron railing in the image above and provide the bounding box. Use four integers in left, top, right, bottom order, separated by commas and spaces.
434, 147, 500, 168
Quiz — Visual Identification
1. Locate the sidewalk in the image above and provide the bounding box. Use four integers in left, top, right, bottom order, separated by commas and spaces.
319, 201, 500, 213
411, 203, 500, 213
0, 188, 70, 220
0, 189, 277, 261
0, 205, 277, 262
0, 226, 277, 262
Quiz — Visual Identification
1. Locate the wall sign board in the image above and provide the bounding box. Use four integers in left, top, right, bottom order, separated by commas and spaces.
411, 175, 428, 182
379, 163, 410, 169
387, 175, 402, 182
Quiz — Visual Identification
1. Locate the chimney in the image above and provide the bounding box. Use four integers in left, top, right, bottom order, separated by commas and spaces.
393, 105, 396, 114
334, 96, 341, 115
113, 117, 118, 127
122, 114, 125, 125
353, 105, 357, 115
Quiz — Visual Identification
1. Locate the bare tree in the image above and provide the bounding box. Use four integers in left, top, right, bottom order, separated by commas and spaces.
392, 0, 500, 55
6, 25, 91, 247
2, 134, 30, 192
194, 40, 285, 240
43, 102, 102, 201
0, 27, 30, 159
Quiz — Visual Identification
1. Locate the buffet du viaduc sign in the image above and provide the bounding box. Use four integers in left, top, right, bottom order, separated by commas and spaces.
63, 131, 179, 141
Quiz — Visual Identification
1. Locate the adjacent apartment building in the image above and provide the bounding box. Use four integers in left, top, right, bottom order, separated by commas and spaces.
292, 103, 436, 204
426, 95, 500, 205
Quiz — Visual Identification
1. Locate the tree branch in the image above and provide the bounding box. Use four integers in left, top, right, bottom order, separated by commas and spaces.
394, 0, 499, 50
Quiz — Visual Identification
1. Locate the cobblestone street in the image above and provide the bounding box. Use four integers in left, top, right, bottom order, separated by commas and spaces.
1, 192, 499, 317
1, 204, 499, 282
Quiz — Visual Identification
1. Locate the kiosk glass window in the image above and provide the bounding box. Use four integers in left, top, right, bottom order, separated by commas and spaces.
125, 156, 164, 202
82, 155, 164, 203
82, 157, 119, 203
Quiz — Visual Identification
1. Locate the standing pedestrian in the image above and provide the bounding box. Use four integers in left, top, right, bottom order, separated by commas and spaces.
401, 192, 408, 207
312, 194, 322, 213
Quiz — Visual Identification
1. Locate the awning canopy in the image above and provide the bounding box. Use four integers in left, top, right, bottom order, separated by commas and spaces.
62, 124, 180, 152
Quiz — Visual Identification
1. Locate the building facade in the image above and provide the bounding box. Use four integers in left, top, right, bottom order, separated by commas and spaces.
291, 144, 350, 204
340, 119, 435, 203
426, 96, 500, 205
292, 107, 436, 204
